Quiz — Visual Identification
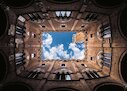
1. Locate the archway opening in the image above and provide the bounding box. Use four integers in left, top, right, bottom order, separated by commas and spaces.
46, 0, 78, 4
0, 7, 7, 37
1, 83, 32, 91
120, 7, 127, 39
48, 87, 78, 91
94, 0, 123, 7
3, 0, 33, 8
95, 84, 124, 91
0, 52, 7, 82
121, 53, 127, 83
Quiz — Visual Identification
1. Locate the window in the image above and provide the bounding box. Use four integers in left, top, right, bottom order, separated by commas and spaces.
55, 11, 71, 18
27, 71, 41, 79
31, 33, 36, 38
81, 25, 85, 28
55, 72, 71, 80
103, 62, 110, 67
90, 34, 93, 38
42, 64, 45, 66
66, 11, 71, 17
85, 13, 99, 21
100, 24, 111, 38
55, 72, 60, 80
85, 70, 100, 79
81, 64, 84, 66
66, 72, 71, 80
18, 16, 26, 22
90, 57, 93, 60
60, 24, 66, 28
61, 64, 65, 67
31, 53, 35, 58
41, 25, 46, 28
15, 52, 25, 65
102, 53, 111, 67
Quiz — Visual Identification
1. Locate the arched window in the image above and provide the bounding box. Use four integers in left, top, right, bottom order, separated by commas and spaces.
27, 71, 41, 79
100, 23, 111, 38
55, 71, 71, 80
55, 11, 71, 18
15, 52, 25, 66
31, 53, 35, 58
101, 53, 111, 68
18, 16, 26, 22
84, 13, 99, 21
83, 69, 100, 79
55, 72, 60, 80
16, 16, 26, 38
66, 72, 71, 80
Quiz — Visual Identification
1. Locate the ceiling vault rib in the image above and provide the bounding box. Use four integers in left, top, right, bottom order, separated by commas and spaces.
48, 20, 56, 31
71, 4, 87, 31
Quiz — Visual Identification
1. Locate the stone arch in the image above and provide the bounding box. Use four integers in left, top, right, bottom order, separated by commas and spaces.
0, 50, 8, 82
3, 0, 34, 8
93, 82, 125, 91
0, 6, 8, 39
0, 82, 33, 91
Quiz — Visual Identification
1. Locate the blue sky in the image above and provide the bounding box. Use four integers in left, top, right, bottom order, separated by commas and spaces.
42, 32, 85, 60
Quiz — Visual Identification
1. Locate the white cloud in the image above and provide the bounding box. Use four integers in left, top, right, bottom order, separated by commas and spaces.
43, 33, 52, 48
42, 33, 85, 60
69, 43, 85, 60
43, 44, 70, 60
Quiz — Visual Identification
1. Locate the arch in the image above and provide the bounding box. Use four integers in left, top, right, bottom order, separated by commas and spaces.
94, 83, 125, 91
119, 49, 127, 83
119, 7, 127, 40
46, 0, 78, 4
0, 6, 8, 38
3, 0, 34, 8
54, 68, 73, 74
54, 69, 72, 80
93, 0, 124, 8
47, 87, 78, 91
0, 82, 33, 91
0, 50, 8, 82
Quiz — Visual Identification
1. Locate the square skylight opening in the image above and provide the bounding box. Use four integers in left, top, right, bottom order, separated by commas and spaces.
41, 31, 85, 61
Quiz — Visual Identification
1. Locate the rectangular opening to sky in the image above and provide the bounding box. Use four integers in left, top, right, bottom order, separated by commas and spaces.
42, 32, 85, 60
